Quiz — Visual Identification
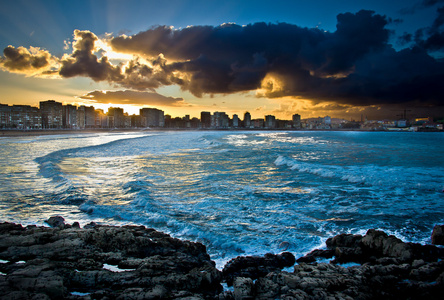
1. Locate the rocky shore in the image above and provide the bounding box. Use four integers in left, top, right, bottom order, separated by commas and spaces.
1, 217, 443, 299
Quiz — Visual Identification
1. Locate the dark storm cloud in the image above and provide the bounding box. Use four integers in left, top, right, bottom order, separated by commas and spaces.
59, 30, 123, 82
400, 0, 444, 14
2, 9, 443, 109
110, 10, 444, 107
406, 6, 444, 52
79, 90, 186, 106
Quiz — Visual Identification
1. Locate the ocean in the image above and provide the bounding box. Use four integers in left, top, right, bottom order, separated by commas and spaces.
0, 130, 443, 268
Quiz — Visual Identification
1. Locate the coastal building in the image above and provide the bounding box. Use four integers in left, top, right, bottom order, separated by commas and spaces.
212, 112, 229, 128
84, 106, 95, 128
63, 104, 77, 129
140, 108, 165, 127
252, 118, 265, 128
292, 114, 301, 129
244, 112, 251, 128
0, 104, 9, 128
200, 111, 211, 128
265, 115, 276, 129
7, 105, 42, 129
40, 100, 63, 129
232, 114, 239, 128
95, 109, 107, 128
108, 107, 125, 128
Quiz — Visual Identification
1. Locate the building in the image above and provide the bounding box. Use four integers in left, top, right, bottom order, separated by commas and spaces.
200, 111, 211, 128
292, 114, 301, 129
40, 100, 63, 129
265, 115, 276, 129
63, 104, 77, 129
232, 114, 239, 128
84, 106, 95, 128
108, 107, 125, 128
0, 105, 41, 129
212, 112, 229, 128
77, 106, 85, 128
140, 108, 165, 127
244, 112, 251, 128
0, 104, 9, 128
324, 116, 332, 125
95, 109, 107, 128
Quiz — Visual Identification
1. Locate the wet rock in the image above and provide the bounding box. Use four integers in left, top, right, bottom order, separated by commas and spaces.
0, 222, 221, 299
222, 252, 295, 286
431, 224, 444, 245
233, 277, 254, 300
2, 221, 444, 299
326, 233, 362, 248
296, 249, 334, 263
45, 216, 65, 228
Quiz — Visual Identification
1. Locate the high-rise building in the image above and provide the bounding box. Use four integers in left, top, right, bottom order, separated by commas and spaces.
77, 106, 85, 128
200, 111, 211, 128
140, 108, 165, 127
84, 106, 95, 128
292, 114, 301, 129
108, 107, 124, 128
63, 104, 77, 129
95, 109, 107, 128
232, 114, 239, 128
40, 100, 63, 129
1, 104, 41, 129
0, 104, 9, 128
265, 115, 276, 129
212, 112, 229, 128
244, 112, 251, 128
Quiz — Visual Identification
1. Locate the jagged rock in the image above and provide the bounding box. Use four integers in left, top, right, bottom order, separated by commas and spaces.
2, 221, 444, 299
233, 277, 254, 300
0, 222, 222, 299
222, 252, 295, 286
45, 216, 65, 228
296, 249, 334, 263
361, 229, 414, 261
326, 233, 362, 248
431, 224, 444, 245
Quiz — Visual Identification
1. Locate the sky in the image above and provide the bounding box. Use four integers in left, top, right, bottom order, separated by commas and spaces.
1, 0, 444, 120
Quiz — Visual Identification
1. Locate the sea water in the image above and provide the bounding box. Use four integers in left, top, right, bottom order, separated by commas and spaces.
0, 130, 443, 268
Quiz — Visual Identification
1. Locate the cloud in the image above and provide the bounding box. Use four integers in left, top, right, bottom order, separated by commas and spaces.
1, 9, 444, 112
111, 11, 395, 100
401, 6, 444, 52
59, 30, 123, 82
79, 90, 186, 106
400, 0, 444, 14
0, 45, 59, 76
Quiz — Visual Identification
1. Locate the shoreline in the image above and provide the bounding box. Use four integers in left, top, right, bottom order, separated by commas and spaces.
1, 218, 443, 299
1, 127, 442, 137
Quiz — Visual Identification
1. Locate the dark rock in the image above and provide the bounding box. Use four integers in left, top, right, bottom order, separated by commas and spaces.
326, 233, 362, 249
2, 221, 444, 299
431, 224, 444, 245
222, 252, 295, 286
45, 216, 65, 228
296, 249, 334, 263
233, 277, 254, 300
0, 222, 221, 299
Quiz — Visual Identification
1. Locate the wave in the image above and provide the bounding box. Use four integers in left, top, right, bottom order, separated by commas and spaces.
274, 155, 444, 191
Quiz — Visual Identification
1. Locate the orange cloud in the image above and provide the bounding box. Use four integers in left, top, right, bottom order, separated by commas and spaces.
79, 90, 188, 107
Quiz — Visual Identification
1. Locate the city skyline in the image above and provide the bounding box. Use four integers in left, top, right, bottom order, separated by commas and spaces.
3, 100, 442, 132
1, 0, 444, 120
